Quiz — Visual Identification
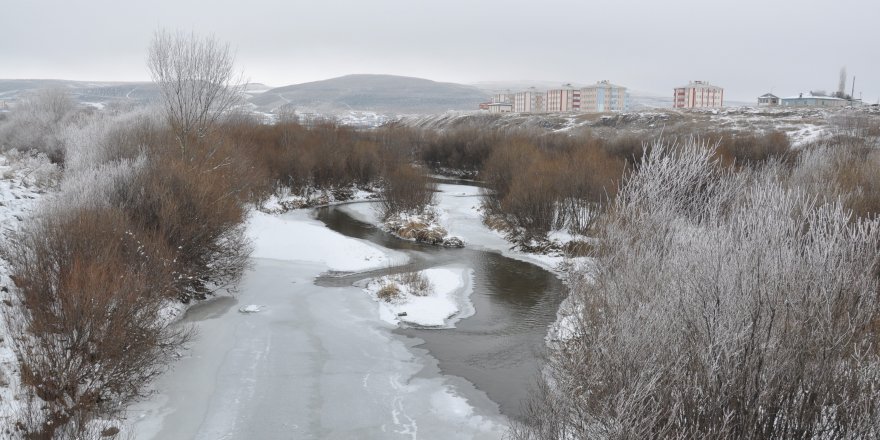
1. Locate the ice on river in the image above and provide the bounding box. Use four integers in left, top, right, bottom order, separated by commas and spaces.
247, 209, 408, 272
125, 208, 506, 439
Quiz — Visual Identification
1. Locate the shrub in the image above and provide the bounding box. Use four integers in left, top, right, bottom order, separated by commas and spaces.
713, 130, 793, 166
0, 88, 76, 164
378, 164, 435, 219
111, 140, 252, 301
513, 140, 880, 439
396, 271, 432, 296
3, 206, 188, 439
792, 144, 880, 220
376, 283, 401, 302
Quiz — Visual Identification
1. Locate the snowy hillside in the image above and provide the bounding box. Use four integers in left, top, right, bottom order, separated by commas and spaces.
392, 106, 880, 147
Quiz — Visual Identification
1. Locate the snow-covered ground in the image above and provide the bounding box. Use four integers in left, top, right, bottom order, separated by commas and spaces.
0, 151, 59, 432
361, 266, 476, 328
260, 184, 379, 213
248, 210, 407, 272
125, 208, 507, 439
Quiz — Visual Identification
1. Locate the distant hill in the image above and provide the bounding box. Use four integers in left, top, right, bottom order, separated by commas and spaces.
0, 79, 161, 107
0, 79, 272, 109
249, 74, 488, 114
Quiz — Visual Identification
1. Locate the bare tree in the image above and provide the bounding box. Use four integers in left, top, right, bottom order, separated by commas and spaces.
147, 29, 245, 149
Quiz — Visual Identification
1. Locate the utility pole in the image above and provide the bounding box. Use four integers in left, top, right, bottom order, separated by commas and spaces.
851, 76, 856, 101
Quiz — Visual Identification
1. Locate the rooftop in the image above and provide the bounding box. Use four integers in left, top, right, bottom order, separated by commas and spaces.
782, 93, 846, 100
676, 81, 723, 89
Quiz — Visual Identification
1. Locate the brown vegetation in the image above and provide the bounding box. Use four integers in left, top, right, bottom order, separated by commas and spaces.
378, 164, 435, 219
4, 207, 189, 439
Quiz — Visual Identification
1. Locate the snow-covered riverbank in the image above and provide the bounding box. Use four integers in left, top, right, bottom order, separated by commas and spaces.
340, 183, 568, 273
0, 152, 58, 431
125, 208, 507, 439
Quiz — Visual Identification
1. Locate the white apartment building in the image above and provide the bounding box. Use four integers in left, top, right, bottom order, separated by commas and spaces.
545, 86, 580, 112
514, 90, 545, 113
580, 80, 628, 112
492, 93, 514, 104
674, 81, 724, 108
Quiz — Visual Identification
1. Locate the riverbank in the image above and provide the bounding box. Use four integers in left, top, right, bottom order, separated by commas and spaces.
339, 183, 570, 274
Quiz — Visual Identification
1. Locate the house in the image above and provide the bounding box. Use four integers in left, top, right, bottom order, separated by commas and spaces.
487, 102, 513, 113
781, 93, 847, 108
757, 93, 780, 106
580, 80, 629, 112
674, 81, 724, 108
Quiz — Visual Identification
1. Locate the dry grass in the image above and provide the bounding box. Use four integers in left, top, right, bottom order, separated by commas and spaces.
376, 283, 401, 302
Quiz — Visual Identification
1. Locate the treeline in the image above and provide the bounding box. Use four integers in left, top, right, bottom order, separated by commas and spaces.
393, 123, 799, 247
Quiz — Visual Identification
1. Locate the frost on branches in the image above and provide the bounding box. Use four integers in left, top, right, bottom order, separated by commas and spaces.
515, 140, 880, 440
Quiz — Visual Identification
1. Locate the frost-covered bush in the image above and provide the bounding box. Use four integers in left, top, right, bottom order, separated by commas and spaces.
0, 89, 76, 163
515, 140, 880, 439
0, 149, 61, 189
62, 108, 168, 174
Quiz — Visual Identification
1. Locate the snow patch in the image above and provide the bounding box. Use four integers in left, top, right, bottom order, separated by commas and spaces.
238, 304, 262, 313
362, 266, 475, 328
246, 210, 408, 272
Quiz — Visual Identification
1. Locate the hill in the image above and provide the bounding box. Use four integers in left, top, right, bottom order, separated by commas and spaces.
249, 74, 488, 114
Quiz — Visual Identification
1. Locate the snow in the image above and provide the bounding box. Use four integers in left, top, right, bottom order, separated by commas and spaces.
788, 124, 829, 147
363, 266, 476, 328
238, 304, 262, 313
259, 184, 379, 213
0, 152, 58, 429
247, 209, 408, 272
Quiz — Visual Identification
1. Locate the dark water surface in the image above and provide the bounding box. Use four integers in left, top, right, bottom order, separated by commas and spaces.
314, 203, 565, 420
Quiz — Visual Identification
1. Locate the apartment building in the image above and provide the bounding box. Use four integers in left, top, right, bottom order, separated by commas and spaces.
545, 86, 580, 112
674, 81, 724, 108
580, 80, 628, 112
514, 90, 545, 113
492, 93, 514, 104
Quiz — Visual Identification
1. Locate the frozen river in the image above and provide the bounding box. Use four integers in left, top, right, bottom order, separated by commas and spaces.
125, 183, 564, 439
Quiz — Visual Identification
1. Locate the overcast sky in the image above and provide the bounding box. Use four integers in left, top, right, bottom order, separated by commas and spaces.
1, 0, 878, 102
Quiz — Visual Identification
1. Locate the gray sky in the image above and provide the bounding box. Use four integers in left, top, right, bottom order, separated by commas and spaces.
1, 0, 878, 102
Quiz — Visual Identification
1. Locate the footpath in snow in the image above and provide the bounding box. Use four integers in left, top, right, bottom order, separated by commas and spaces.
125, 208, 507, 439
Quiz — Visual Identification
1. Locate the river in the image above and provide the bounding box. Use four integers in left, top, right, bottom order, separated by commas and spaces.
125, 183, 565, 439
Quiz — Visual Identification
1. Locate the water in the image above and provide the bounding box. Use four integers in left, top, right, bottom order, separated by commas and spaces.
314, 203, 565, 419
